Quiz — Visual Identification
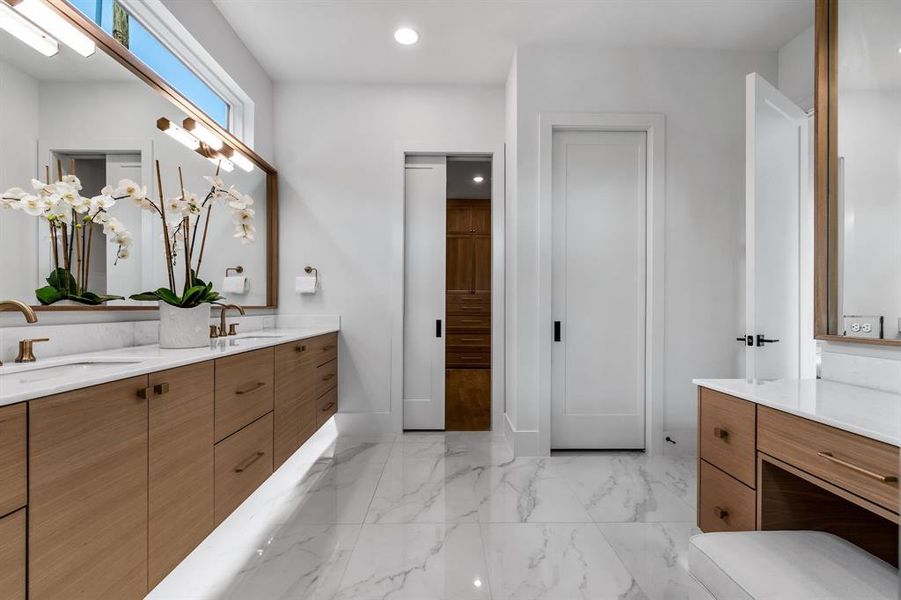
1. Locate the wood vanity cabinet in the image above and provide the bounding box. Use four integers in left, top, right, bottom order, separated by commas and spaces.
0, 403, 26, 518
0, 508, 25, 600
214, 412, 273, 525
214, 347, 275, 442
148, 362, 215, 588
29, 376, 150, 600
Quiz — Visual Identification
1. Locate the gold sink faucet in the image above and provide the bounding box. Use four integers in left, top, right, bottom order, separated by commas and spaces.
217, 304, 245, 337
0, 299, 40, 366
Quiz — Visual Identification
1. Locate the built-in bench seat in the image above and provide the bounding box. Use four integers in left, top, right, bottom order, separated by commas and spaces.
688, 531, 898, 600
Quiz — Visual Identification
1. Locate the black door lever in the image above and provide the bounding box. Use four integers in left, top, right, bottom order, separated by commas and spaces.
756, 334, 780, 347
436, 319, 442, 338
735, 335, 753, 347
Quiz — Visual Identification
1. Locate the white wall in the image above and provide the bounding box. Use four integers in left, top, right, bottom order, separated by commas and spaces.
505, 47, 779, 450
778, 26, 815, 111
273, 84, 504, 428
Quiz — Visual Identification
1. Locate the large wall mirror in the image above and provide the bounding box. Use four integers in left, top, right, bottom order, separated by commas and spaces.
0, 0, 277, 310
815, 0, 900, 345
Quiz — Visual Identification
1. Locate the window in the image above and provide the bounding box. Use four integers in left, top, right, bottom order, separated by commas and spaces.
69, 0, 230, 128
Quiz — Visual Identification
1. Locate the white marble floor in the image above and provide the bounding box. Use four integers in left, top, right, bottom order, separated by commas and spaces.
147, 425, 708, 600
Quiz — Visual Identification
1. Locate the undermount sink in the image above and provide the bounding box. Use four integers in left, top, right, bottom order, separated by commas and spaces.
0, 358, 144, 385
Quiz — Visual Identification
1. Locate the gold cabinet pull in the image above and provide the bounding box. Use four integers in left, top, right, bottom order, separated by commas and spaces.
322, 345, 335, 352
153, 382, 170, 396
295, 345, 307, 353
236, 381, 266, 395
234, 451, 265, 473
817, 452, 898, 483
321, 401, 336, 412
136, 386, 153, 400
321, 373, 336, 382
713, 506, 729, 519
713, 427, 728, 440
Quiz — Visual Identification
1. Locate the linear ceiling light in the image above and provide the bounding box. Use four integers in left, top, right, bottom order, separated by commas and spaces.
183, 118, 223, 151
0, 1, 58, 56
157, 117, 200, 151
13, 0, 95, 57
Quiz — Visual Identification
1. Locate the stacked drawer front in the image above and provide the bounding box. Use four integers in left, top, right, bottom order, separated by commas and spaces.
698, 387, 757, 533
0, 404, 26, 600
446, 293, 490, 368
305, 334, 338, 426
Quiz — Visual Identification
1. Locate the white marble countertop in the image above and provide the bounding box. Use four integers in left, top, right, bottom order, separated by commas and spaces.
0, 327, 338, 407
693, 378, 901, 447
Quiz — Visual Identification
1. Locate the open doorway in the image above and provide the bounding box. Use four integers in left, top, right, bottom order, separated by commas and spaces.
402, 154, 493, 431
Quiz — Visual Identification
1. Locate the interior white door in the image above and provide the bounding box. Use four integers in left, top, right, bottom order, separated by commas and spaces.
403, 156, 447, 430
745, 73, 808, 380
551, 130, 647, 450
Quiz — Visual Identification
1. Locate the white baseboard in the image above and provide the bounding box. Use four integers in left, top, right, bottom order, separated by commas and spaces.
504, 413, 541, 456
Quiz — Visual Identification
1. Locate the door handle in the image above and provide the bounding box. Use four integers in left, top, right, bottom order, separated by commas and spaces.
436, 319, 442, 338
736, 335, 753, 346
756, 334, 780, 347
554, 321, 562, 342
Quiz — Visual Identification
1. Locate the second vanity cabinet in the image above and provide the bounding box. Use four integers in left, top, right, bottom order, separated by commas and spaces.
5, 331, 338, 600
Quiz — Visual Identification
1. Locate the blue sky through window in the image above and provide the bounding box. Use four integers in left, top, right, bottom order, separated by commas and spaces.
69, 0, 229, 128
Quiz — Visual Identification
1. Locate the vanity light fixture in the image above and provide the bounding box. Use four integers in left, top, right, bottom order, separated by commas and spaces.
394, 27, 419, 45
472, 175, 485, 183
208, 155, 234, 172
183, 117, 223, 151
12, 0, 95, 57
157, 117, 200, 151
229, 150, 254, 172
0, 1, 58, 56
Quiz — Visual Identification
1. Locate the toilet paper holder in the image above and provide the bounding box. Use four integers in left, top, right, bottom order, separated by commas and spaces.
304, 265, 319, 287
225, 265, 244, 277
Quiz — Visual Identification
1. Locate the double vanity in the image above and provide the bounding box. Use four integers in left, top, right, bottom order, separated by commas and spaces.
0, 328, 339, 600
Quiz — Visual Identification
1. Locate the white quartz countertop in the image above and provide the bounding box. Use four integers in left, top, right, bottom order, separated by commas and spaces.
693, 378, 901, 447
0, 327, 338, 406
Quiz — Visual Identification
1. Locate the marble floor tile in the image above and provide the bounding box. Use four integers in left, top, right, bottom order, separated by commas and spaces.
598, 522, 707, 600
334, 523, 491, 600
480, 523, 647, 600
287, 460, 384, 524
551, 454, 695, 523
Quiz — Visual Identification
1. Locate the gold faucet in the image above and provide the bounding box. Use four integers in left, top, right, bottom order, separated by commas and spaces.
0, 299, 40, 367
218, 304, 245, 337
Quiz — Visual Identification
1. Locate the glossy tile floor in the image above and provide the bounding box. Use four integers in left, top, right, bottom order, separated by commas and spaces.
148, 426, 708, 599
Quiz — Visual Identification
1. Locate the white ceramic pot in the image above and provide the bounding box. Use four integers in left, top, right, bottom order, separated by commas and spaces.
158, 302, 211, 349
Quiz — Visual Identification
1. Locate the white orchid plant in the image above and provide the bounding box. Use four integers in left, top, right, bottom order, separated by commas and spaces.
128, 161, 256, 308
1, 167, 136, 305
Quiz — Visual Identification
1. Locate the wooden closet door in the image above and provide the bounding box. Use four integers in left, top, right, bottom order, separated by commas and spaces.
148, 363, 215, 588
446, 235, 475, 294
30, 376, 149, 600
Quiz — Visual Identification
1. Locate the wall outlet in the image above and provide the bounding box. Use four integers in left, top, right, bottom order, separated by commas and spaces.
842, 315, 883, 339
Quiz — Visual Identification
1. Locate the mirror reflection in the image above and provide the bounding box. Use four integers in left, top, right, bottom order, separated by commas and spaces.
0, 32, 268, 308
834, 0, 901, 340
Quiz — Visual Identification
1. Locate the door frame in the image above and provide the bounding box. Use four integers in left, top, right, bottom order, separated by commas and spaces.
538, 113, 665, 456
391, 143, 506, 434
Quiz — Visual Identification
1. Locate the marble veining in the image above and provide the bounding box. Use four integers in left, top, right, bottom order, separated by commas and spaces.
693, 378, 901, 446
149, 429, 704, 599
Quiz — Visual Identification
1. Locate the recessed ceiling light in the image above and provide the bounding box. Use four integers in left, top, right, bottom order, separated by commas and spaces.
472, 175, 484, 183
394, 27, 419, 45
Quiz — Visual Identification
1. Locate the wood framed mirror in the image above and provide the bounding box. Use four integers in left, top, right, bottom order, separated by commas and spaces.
814, 0, 900, 345
0, 0, 278, 311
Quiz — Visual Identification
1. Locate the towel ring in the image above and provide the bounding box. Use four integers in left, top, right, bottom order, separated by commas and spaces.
225, 266, 244, 277
304, 265, 319, 288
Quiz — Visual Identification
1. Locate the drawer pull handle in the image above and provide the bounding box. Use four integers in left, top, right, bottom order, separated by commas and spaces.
234, 451, 265, 473
713, 427, 728, 440
137, 386, 152, 400
153, 382, 170, 395
322, 373, 336, 382
322, 345, 335, 351
295, 345, 307, 352
321, 401, 336, 412
713, 506, 729, 520
816, 452, 898, 483
236, 382, 266, 395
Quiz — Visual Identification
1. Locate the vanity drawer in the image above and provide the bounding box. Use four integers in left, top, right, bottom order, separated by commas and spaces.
446, 333, 491, 349
699, 460, 756, 533
699, 387, 756, 488
447, 292, 491, 314
214, 413, 273, 525
447, 315, 491, 332
758, 407, 899, 513
0, 403, 26, 517
315, 359, 338, 399
301, 333, 338, 368
446, 349, 491, 368
317, 388, 338, 427
214, 348, 274, 442
0, 508, 25, 600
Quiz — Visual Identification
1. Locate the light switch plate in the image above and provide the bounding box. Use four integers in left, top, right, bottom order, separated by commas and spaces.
842, 315, 883, 339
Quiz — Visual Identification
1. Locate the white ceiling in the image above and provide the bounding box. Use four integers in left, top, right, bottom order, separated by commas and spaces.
212, 0, 814, 84
0, 34, 134, 82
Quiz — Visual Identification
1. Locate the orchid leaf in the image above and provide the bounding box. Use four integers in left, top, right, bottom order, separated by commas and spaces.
35, 285, 65, 305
